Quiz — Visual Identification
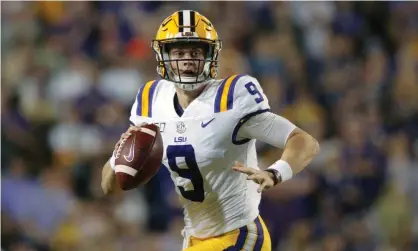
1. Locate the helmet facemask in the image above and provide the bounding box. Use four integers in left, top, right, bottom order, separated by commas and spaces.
152, 39, 221, 91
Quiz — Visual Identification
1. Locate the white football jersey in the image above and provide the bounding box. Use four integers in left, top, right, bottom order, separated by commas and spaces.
129, 74, 271, 238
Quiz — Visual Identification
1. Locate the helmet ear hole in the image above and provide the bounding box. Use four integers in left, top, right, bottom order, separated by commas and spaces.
157, 64, 166, 78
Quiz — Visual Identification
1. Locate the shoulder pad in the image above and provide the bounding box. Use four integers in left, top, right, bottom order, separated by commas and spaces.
135, 80, 161, 118
213, 74, 247, 113
213, 75, 270, 115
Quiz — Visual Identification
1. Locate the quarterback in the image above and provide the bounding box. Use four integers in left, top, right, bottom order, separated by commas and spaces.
101, 10, 320, 251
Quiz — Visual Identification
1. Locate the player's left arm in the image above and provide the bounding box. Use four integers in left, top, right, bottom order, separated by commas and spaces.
231, 76, 320, 192
101, 85, 150, 195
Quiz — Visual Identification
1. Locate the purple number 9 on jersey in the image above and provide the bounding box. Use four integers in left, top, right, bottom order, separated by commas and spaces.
245, 82, 264, 104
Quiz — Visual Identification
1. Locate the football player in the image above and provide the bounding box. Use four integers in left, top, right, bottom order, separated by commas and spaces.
101, 10, 320, 251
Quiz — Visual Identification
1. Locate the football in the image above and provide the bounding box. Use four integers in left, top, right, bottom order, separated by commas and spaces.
114, 124, 163, 190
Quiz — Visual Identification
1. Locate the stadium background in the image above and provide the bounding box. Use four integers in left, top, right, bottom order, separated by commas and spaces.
2, 1, 418, 251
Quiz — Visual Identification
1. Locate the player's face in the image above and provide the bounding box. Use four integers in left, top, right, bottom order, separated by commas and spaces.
168, 44, 206, 78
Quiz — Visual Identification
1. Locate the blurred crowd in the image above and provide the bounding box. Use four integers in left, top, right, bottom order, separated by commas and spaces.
2, 1, 418, 251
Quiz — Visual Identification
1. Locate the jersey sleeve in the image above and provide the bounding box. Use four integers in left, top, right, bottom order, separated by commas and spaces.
233, 75, 270, 117
217, 75, 271, 145
129, 94, 147, 126
237, 112, 297, 148
129, 80, 160, 125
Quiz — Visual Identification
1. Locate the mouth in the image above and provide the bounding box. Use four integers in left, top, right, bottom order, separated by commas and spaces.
180, 70, 197, 77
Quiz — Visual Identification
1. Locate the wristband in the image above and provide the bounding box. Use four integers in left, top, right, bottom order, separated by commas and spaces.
266, 160, 293, 183
265, 169, 280, 186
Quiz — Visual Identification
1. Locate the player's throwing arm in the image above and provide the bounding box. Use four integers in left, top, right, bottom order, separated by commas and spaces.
232, 125, 320, 192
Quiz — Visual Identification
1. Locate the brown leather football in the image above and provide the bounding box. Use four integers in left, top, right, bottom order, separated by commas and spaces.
114, 124, 163, 190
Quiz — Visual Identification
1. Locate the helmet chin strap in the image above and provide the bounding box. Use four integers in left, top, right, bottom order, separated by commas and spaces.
175, 82, 204, 91
174, 77, 210, 91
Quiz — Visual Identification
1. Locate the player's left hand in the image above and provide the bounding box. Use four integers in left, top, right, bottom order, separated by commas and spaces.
232, 161, 275, 193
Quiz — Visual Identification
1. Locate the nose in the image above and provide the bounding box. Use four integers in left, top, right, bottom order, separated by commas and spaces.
182, 53, 196, 67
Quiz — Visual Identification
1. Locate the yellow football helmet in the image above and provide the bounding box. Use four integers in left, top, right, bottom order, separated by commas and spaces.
151, 10, 222, 90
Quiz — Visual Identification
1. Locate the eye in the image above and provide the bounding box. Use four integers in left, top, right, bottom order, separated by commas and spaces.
173, 51, 184, 57
192, 50, 204, 57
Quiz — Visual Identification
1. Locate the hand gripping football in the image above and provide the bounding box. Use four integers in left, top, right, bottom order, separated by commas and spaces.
114, 124, 163, 190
